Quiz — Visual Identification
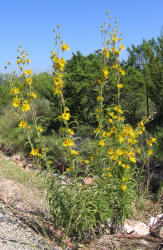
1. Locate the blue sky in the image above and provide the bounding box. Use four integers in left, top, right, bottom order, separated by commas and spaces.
0, 0, 162, 74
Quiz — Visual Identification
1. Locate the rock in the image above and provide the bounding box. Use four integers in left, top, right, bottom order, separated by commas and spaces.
159, 227, 163, 239
149, 214, 163, 226
124, 219, 150, 235
84, 177, 94, 185
149, 217, 158, 226
157, 214, 163, 220
144, 199, 153, 210
25, 164, 34, 170
53, 173, 59, 178
12, 154, 23, 161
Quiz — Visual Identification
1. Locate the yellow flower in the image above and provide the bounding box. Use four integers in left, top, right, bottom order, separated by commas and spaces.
17, 59, 23, 64
51, 51, 56, 56
63, 139, 74, 147
127, 138, 137, 145
121, 185, 127, 191
30, 148, 38, 156
112, 64, 118, 69
85, 160, 89, 164
59, 58, 66, 66
122, 164, 130, 169
42, 148, 47, 153
66, 167, 72, 172
105, 172, 112, 178
111, 126, 117, 133
97, 78, 103, 85
10, 88, 20, 95
13, 97, 21, 108
114, 105, 123, 114
25, 77, 32, 85
118, 160, 122, 165
119, 68, 125, 75
139, 120, 144, 127
54, 77, 63, 86
129, 156, 136, 163
71, 150, 79, 155
68, 129, 74, 135
99, 140, 105, 146
38, 126, 43, 132
25, 69, 32, 76
108, 112, 115, 118
117, 83, 124, 89
115, 49, 121, 55
38, 153, 43, 157
62, 43, 70, 51
107, 118, 113, 123
94, 127, 100, 134
103, 68, 109, 79
151, 137, 157, 143
148, 149, 153, 156
107, 131, 112, 137
122, 177, 128, 182
102, 131, 108, 137
137, 148, 141, 154
53, 86, 62, 95
60, 112, 70, 121
97, 96, 103, 101
113, 37, 118, 43
31, 92, 37, 98
116, 148, 123, 156
90, 156, 94, 161
118, 116, 124, 121
25, 59, 31, 63
102, 48, 110, 58
146, 139, 153, 146
21, 101, 30, 112
47, 161, 52, 164
19, 120, 27, 128
120, 45, 125, 50
108, 148, 114, 155
117, 135, 124, 143
53, 57, 60, 69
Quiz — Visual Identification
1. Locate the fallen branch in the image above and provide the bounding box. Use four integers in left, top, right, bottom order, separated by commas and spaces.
114, 233, 162, 243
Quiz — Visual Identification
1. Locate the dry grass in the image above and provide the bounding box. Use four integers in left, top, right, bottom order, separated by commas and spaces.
0, 157, 53, 239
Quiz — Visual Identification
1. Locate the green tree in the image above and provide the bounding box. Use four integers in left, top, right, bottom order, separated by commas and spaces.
124, 34, 163, 125
64, 51, 103, 125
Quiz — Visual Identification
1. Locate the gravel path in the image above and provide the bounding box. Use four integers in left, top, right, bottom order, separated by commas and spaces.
0, 200, 57, 250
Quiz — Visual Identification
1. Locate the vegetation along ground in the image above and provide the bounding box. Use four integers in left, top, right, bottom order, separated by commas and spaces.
0, 11, 162, 249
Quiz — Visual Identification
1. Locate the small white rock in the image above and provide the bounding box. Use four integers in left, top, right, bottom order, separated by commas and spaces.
149, 217, 158, 226
159, 227, 163, 239
148, 213, 163, 226
140, 240, 149, 246
124, 219, 150, 235
157, 214, 163, 220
